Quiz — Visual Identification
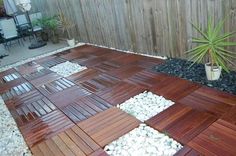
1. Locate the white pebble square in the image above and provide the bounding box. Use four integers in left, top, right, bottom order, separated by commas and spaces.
104, 124, 182, 156
118, 91, 174, 122
49, 61, 87, 77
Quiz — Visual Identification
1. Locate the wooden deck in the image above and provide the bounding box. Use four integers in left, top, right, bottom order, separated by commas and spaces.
0, 45, 236, 156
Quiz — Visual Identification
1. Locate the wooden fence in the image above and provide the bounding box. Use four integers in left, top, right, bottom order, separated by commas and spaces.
31, 0, 236, 68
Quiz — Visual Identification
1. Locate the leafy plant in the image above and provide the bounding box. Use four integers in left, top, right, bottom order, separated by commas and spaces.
187, 17, 236, 72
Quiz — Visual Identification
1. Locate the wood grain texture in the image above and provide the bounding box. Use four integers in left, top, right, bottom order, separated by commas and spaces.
95, 82, 145, 106
78, 108, 140, 147
188, 119, 236, 156
31, 125, 100, 156
20, 110, 74, 147
61, 94, 112, 123
146, 104, 217, 144
174, 145, 202, 156
178, 86, 236, 117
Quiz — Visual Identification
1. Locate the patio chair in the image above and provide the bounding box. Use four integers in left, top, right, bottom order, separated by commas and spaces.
0, 18, 24, 49
15, 14, 30, 40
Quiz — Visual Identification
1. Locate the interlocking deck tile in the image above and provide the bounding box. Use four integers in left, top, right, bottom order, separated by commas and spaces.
36, 56, 66, 68
125, 71, 170, 88
178, 86, 236, 117
92, 60, 122, 73
23, 68, 52, 81
88, 149, 109, 156
31, 125, 100, 156
151, 75, 201, 101
1, 82, 34, 101
61, 94, 112, 123
30, 72, 61, 87
78, 107, 140, 147
68, 68, 101, 84
221, 105, 236, 125
174, 145, 202, 156
0, 69, 25, 92
15, 61, 42, 75
131, 55, 165, 69
9, 96, 56, 126
20, 110, 75, 147
108, 65, 144, 80
95, 82, 145, 106
146, 104, 217, 144
111, 54, 144, 65
188, 119, 236, 155
79, 73, 121, 93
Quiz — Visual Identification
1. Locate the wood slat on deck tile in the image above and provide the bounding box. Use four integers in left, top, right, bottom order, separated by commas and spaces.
146, 104, 217, 144
92, 60, 121, 73
95, 82, 145, 106
1, 82, 34, 101
20, 110, 74, 147
131, 56, 165, 69
30, 72, 61, 87
79, 73, 120, 93
108, 65, 144, 80
15, 61, 42, 75
88, 149, 109, 156
78, 108, 140, 147
221, 105, 236, 125
61, 94, 112, 123
68, 69, 100, 84
36, 56, 66, 68
23, 68, 52, 81
125, 71, 170, 88
81, 57, 108, 67
48, 86, 91, 108
178, 86, 236, 118
174, 146, 202, 156
10, 96, 56, 126
38, 78, 76, 96
188, 119, 236, 156
31, 125, 100, 156
151, 75, 201, 101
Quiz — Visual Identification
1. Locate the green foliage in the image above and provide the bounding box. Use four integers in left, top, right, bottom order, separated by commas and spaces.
187, 17, 236, 72
32, 15, 59, 31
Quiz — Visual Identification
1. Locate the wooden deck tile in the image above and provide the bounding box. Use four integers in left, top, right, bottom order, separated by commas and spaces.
68, 68, 101, 84
151, 75, 201, 101
146, 104, 217, 144
108, 65, 144, 80
20, 110, 74, 147
178, 86, 236, 117
0, 70, 26, 92
10, 96, 57, 126
36, 56, 66, 68
30, 72, 61, 87
78, 107, 140, 147
188, 119, 236, 155
15, 61, 42, 75
81, 57, 108, 67
174, 146, 202, 156
23, 68, 52, 81
79, 73, 120, 93
92, 60, 121, 73
95, 82, 145, 106
88, 149, 109, 156
111, 54, 144, 65
221, 105, 236, 125
131, 56, 165, 69
48, 86, 91, 108
125, 70, 169, 88
61, 94, 112, 123
1, 82, 34, 101
31, 125, 100, 156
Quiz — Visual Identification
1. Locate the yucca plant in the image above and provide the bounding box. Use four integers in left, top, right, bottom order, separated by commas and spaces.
187, 17, 236, 80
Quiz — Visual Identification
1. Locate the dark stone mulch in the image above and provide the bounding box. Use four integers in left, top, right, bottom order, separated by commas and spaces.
153, 58, 236, 95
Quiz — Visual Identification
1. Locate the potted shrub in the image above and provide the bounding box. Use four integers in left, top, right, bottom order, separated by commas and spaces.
187, 18, 236, 81
46, 16, 59, 44
58, 12, 76, 46
32, 17, 50, 41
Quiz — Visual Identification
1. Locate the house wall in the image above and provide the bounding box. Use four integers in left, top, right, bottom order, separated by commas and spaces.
31, 0, 236, 69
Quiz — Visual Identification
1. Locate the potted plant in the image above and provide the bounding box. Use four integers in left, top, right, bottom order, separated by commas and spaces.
58, 12, 76, 46
187, 18, 236, 81
46, 16, 59, 44
32, 17, 50, 41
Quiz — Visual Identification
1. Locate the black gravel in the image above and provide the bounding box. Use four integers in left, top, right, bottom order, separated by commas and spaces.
153, 58, 236, 95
